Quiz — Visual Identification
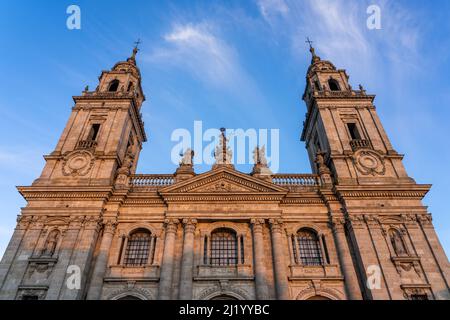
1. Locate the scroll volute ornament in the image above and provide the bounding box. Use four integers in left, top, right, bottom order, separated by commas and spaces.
115, 143, 136, 188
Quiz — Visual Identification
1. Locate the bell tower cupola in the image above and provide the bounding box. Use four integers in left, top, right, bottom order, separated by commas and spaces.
33, 45, 147, 187
301, 43, 413, 185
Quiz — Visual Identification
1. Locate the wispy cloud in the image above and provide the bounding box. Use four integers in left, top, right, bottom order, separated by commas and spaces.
256, 0, 422, 84
145, 23, 247, 90
257, 0, 289, 23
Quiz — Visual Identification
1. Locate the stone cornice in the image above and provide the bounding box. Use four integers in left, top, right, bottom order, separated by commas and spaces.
334, 184, 431, 200
160, 193, 286, 203
17, 186, 113, 201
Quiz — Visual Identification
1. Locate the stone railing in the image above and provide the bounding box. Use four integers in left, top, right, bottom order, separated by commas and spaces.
76, 140, 97, 150
350, 139, 371, 151
81, 90, 138, 99
131, 174, 175, 188
272, 174, 320, 186
314, 90, 367, 98
130, 173, 321, 191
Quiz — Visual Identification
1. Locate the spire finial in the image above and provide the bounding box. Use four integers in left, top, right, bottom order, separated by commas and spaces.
131, 38, 141, 60
306, 37, 320, 63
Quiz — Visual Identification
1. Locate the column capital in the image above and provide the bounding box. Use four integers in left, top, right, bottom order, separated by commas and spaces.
164, 218, 180, 234
268, 219, 283, 233
250, 218, 265, 233
103, 219, 118, 234
364, 214, 381, 228
16, 215, 33, 230
346, 214, 365, 229
416, 214, 433, 228
329, 216, 346, 233
182, 218, 197, 233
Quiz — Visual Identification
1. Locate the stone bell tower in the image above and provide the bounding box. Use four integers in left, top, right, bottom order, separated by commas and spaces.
33, 46, 146, 187
0, 46, 147, 300
301, 44, 412, 185
301, 43, 449, 300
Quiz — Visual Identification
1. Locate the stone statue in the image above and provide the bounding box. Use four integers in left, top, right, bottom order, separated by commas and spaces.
43, 230, 59, 257
253, 145, 268, 166
214, 128, 233, 165
180, 148, 194, 166
390, 230, 407, 256
251, 145, 272, 178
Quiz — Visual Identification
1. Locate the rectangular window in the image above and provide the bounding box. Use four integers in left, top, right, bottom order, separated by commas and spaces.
346, 123, 361, 140
88, 124, 101, 141
322, 235, 330, 264
314, 134, 322, 152
240, 236, 245, 264
22, 295, 39, 300
410, 294, 428, 300
203, 236, 208, 264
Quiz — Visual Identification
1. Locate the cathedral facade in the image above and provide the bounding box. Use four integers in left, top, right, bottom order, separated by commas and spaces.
0, 46, 448, 300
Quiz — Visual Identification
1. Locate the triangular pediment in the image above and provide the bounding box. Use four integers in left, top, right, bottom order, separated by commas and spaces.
159, 167, 287, 194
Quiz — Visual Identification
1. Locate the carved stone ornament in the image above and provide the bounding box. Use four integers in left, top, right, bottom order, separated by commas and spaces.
62, 150, 95, 176
353, 149, 385, 176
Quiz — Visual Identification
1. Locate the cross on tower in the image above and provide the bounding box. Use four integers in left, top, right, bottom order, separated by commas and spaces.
130, 39, 142, 60
305, 37, 313, 48
134, 38, 142, 50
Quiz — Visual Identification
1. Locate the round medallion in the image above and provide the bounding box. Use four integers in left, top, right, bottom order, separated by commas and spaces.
353, 149, 385, 176
62, 150, 94, 176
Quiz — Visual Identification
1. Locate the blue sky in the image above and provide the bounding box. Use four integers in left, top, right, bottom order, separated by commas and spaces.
0, 0, 449, 258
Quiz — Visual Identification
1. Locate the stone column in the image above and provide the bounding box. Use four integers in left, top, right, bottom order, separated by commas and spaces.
346, 214, 390, 299
178, 219, 197, 300
0, 216, 45, 299
330, 217, 363, 300
0, 215, 32, 288
269, 219, 290, 300
158, 219, 179, 300
408, 214, 450, 300
86, 219, 117, 300
46, 217, 83, 300
59, 216, 101, 300
251, 219, 269, 299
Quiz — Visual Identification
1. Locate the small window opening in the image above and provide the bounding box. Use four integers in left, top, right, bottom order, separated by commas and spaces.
314, 81, 321, 91
347, 123, 361, 140
410, 294, 428, 300
328, 79, 340, 91
108, 79, 120, 92
88, 124, 101, 141
127, 82, 134, 92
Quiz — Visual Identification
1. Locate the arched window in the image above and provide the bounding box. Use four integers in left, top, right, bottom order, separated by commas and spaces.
124, 229, 152, 266
389, 229, 407, 256
210, 228, 237, 266
314, 80, 321, 91
296, 228, 323, 265
328, 78, 340, 91
127, 82, 134, 92
108, 79, 120, 92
